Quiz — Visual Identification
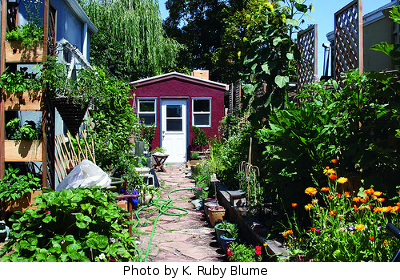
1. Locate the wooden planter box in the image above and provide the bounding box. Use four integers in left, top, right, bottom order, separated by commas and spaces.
3, 89, 43, 111
4, 140, 43, 162
5, 40, 44, 63
3, 190, 43, 212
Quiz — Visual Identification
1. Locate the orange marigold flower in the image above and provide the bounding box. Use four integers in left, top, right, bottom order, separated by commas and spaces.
310, 227, 316, 231
329, 174, 338, 180
397, 202, 400, 207
329, 210, 336, 216
360, 198, 366, 203
282, 230, 293, 238
331, 159, 338, 164
321, 187, 330, 192
383, 240, 388, 246
337, 194, 341, 198
305, 187, 318, 196
354, 205, 359, 212
304, 204, 313, 211
377, 198, 385, 203
373, 191, 382, 197
391, 206, 400, 213
337, 177, 348, 184
355, 224, 365, 231
344, 191, 351, 197
382, 207, 391, 213
353, 197, 361, 202
364, 188, 375, 195
327, 194, 333, 200
292, 203, 297, 208
370, 236, 375, 241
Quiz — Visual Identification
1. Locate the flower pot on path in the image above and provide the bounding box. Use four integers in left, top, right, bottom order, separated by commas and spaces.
208, 205, 225, 227
214, 222, 228, 247
204, 198, 217, 221
220, 233, 236, 254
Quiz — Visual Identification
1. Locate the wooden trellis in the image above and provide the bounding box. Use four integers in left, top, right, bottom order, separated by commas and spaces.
334, 0, 363, 83
297, 24, 318, 91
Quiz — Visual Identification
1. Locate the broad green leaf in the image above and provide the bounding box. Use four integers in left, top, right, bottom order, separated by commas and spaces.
273, 37, 282, 46
261, 63, 270, 74
286, 53, 294, 60
286, 18, 300, 26
274, 75, 289, 88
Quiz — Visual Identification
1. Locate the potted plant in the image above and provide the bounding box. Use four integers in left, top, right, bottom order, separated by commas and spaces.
1, 67, 43, 111
219, 222, 238, 253
0, 165, 42, 213
214, 221, 230, 246
226, 242, 263, 262
5, 1, 44, 63
4, 118, 43, 162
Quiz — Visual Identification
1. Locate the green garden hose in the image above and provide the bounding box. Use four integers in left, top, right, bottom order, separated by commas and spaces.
132, 187, 193, 262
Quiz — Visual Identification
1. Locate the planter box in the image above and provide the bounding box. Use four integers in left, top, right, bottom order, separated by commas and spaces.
4, 140, 43, 162
3, 190, 42, 212
5, 40, 44, 63
3, 89, 43, 111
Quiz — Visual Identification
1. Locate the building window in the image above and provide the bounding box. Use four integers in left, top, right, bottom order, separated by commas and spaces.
192, 98, 211, 127
138, 99, 157, 126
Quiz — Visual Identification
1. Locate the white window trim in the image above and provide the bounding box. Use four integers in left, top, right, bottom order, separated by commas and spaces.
137, 98, 157, 127
192, 98, 211, 128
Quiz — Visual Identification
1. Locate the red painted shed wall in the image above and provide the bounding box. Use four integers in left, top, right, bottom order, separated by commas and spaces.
129, 77, 226, 156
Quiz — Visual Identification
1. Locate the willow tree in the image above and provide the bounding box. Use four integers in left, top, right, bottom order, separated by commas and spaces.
78, 0, 181, 81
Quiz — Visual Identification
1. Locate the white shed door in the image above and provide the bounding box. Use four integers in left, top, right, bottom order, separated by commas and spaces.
161, 99, 187, 163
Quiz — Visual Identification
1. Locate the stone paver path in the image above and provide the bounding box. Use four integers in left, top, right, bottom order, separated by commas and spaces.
134, 164, 225, 262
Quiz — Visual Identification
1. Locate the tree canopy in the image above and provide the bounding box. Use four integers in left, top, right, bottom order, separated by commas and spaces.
78, 0, 182, 82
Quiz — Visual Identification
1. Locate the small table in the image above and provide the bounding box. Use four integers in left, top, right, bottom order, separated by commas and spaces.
152, 153, 169, 172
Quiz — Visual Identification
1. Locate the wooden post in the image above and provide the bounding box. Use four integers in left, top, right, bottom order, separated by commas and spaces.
1, 0, 7, 180
358, 0, 364, 74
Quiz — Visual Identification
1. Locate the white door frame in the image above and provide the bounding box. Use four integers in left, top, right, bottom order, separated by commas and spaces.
160, 98, 188, 163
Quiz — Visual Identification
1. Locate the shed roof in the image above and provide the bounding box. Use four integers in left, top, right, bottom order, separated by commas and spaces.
130, 72, 229, 91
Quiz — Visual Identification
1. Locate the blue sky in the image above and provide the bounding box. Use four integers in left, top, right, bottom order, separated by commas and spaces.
157, 0, 391, 76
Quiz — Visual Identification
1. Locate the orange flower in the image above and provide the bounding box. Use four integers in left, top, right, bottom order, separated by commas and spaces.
391, 206, 400, 213
353, 197, 361, 202
329, 174, 338, 180
331, 159, 338, 164
360, 198, 366, 203
364, 188, 375, 195
354, 205, 359, 212
344, 191, 351, 197
397, 202, 400, 207
374, 207, 382, 213
327, 194, 333, 200
283, 230, 293, 238
305, 187, 318, 196
337, 194, 341, 198
373, 191, 382, 197
292, 203, 297, 208
329, 210, 336, 216
304, 204, 313, 211
337, 177, 348, 184
370, 236, 375, 241
321, 187, 330, 192
310, 227, 316, 231
355, 224, 365, 231
377, 198, 385, 203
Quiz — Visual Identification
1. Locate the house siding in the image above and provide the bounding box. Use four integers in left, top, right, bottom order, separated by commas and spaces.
131, 77, 226, 155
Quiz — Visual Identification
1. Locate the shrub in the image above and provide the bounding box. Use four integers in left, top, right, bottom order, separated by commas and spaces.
0, 187, 140, 262
227, 242, 263, 262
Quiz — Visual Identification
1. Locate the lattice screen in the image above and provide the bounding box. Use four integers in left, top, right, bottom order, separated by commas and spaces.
334, 0, 363, 82
297, 24, 318, 91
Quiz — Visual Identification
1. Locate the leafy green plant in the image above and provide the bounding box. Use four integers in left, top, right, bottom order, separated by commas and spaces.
151, 146, 166, 154
6, 118, 42, 140
221, 222, 238, 239
140, 123, 156, 150
0, 186, 140, 262
0, 67, 42, 93
6, 0, 44, 48
227, 242, 263, 262
192, 126, 208, 150
0, 166, 41, 202
190, 151, 200, 160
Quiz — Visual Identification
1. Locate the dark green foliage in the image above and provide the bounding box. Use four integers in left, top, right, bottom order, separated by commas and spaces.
0, 187, 139, 262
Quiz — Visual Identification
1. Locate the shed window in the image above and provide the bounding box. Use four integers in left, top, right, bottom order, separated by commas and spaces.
138, 99, 156, 126
192, 98, 211, 127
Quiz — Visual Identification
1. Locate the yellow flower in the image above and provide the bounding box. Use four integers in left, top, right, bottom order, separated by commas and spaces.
237, 51, 241, 59
243, 37, 248, 42
373, 191, 382, 197
281, 14, 286, 23
355, 224, 365, 231
321, 187, 330, 192
264, 1, 274, 12
337, 177, 348, 184
305, 187, 317, 196
304, 204, 313, 211
310, 4, 314, 12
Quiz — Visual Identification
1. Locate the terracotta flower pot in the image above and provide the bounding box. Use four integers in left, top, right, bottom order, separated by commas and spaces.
208, 206, 225, 227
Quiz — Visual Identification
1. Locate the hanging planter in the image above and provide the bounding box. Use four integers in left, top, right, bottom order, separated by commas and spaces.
5, 40, 44, 63
52, 96, 89, 136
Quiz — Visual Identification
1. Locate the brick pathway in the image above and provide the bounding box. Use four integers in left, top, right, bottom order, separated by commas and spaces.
134, 164, 226, 262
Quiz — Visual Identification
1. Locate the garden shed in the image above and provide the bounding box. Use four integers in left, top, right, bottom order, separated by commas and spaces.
129, 71, 229, 163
